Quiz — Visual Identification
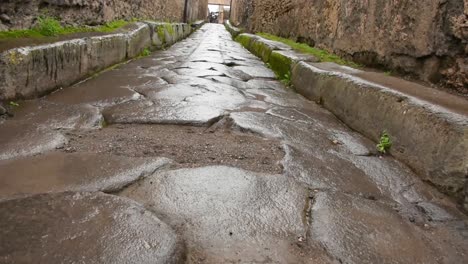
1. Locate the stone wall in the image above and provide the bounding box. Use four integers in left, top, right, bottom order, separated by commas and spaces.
231, 0, 468, 93
0, 0, 208, 29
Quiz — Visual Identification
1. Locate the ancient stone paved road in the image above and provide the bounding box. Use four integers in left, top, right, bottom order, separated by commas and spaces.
1, 24, 467, 264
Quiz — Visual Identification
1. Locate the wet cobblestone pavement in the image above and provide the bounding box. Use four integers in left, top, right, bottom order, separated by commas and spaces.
1, 24, 467, 263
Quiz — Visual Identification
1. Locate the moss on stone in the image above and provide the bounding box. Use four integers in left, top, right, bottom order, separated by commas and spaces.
157, 26, 166, 44
251, 40, 272, 62
235, 34, 253, 49
164, 24, 175, 36
269, 51, 292, 80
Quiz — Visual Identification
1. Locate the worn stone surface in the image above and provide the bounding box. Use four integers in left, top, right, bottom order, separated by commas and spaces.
0, 192, 184, 263
8, 99, 103, 129
0, 0, 208, 30
0, 153, 170, 199
231, 0, 467, 93
120, 166, 333, 263
0, 24, 467, 263
0, 121, 67, 160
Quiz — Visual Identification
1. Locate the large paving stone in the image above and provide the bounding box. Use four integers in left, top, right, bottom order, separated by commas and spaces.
9, 100, 103, 129
120, 166, 324, 262
0, 122, 67, 160
0, 153, 170, 199
46, 71, 141, 107
233, 65, 276, 79
282, 144, 382, 196
0, 192, 184, 263
309, 191, 466, 264
103, 100, 225, 126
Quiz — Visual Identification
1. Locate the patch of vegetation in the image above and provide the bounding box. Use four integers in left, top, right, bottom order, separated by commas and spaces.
140, 47, 151, 57
157, 26, 166, 43
36, 16, 62, 36
269, 51, 292, 80
235, 34, 252, 49
281, 72, 292, 87
0, 17, 130, 40
164, 23, 175, 36
256, 33, 360, 68
251, 40, 272, 62
9, 101, 19, 107
377, 131, 392, 154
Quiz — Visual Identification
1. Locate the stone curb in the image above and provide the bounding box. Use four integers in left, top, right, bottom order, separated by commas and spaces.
234, 33, 318, 78
0, 21, 202, 101
228, 31, 468, 210
224, 20, 244, 38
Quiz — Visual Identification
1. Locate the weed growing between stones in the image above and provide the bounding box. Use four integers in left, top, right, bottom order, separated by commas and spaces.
9, 101, 19, 107
256, 33, 360, 68
281, 72, 292, 87
377, 131, 392, 154
140, 48, 151, 57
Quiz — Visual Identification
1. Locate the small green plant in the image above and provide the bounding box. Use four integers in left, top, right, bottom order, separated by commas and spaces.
9, 101, 19, 107
377, 131, 392, 154
281, 72, 292, 86
35, 16, 63, 36
140, 48, 151, 57
384, 71, 392, 76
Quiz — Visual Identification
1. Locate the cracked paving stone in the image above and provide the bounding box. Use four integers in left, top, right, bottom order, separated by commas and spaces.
176, 61, 252, 81
0, 192, 184, 263
119, 166, 333, 263
0, 122, 67, 160
0, 153, 170, 199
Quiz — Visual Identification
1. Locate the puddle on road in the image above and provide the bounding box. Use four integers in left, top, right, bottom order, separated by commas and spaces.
64, 124, 284, 174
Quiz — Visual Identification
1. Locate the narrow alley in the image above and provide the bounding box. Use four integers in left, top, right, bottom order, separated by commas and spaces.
0, 24, 467, 263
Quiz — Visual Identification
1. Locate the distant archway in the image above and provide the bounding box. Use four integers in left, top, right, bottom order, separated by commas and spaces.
207, 0, 231, 24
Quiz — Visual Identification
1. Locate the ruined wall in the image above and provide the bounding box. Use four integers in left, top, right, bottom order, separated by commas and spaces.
0, 0, 208, 29
231, 0, 468, 93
